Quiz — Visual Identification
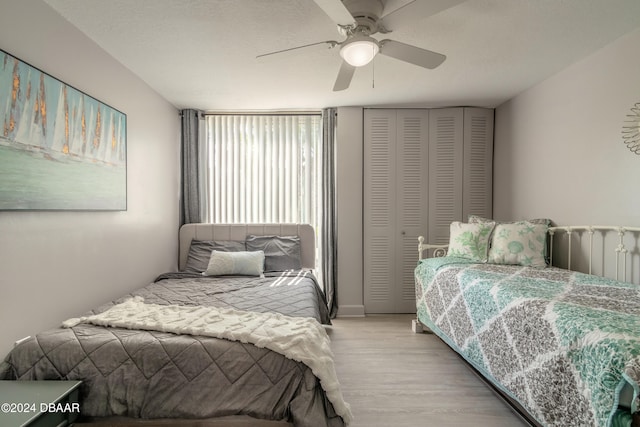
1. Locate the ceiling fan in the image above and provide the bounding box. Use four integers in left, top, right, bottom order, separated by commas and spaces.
257, 0, 465, 91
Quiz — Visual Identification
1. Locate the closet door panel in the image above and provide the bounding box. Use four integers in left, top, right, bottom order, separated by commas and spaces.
364, 107, 492, 314
396, 110, 428, 313
364, 109, 396, 313
463, 108, 494, 220
428, 108, 463, 246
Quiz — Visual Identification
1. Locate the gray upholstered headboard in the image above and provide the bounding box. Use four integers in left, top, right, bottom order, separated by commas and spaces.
179, 223, 316, 271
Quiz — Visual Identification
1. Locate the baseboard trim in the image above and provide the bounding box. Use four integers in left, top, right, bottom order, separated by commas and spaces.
336, 305, 365, 317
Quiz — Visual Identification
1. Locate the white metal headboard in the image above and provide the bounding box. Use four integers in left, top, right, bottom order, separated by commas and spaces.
179, 223, 316, 271
418, 225, 640, 284
548, 226, 640, 283
417, 236, 448, 259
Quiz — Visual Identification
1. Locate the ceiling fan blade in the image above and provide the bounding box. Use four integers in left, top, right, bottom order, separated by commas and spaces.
381, 0, 465, 31
333, 61, 356, 91
379, 40, 446, 69
257, 40, 338, 61
312, 0, 357, 28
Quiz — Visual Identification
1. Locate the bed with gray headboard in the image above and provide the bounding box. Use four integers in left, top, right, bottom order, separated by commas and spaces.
1, 223, 348, 427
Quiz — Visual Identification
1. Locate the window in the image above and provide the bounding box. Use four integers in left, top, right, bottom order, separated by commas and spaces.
202, 114, 324, 275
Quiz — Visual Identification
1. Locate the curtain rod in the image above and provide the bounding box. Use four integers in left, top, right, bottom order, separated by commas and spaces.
203, 110, 322, 116
179, 109, 327, 118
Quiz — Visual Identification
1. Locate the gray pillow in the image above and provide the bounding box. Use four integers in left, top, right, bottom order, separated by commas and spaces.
245, 235, 302, 272
184, 240, 246, 273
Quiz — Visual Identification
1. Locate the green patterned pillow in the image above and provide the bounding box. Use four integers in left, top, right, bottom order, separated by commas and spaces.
446, 221, 496, 262
488, 221, 548, 267
468, 215, 552, 264
468, 215, 550, 227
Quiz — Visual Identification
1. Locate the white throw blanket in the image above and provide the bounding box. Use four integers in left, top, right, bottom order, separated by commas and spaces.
63, 297, 352, 424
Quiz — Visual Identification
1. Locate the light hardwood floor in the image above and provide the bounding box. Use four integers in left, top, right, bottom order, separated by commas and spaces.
328, 314, 530, 427
78, 315, 530, 427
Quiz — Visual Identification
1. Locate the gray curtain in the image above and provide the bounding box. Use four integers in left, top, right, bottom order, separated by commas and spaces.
321, 108, 338, 317
180, 109, 203, 225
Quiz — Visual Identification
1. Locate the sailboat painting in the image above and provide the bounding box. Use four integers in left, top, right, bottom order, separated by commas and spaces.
0, 49, 126, 210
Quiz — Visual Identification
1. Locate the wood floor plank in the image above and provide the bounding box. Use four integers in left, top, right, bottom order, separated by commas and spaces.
328, 314, 530, 427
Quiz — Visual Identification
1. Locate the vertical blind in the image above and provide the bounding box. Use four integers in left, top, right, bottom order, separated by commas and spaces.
203, 114, 322, 228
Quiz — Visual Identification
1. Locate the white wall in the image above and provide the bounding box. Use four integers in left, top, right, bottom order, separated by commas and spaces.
0, 1, 180, 357
494, 28, 640, 226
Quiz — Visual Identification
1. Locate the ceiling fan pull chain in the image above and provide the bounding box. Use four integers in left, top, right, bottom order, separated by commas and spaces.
372, 55, 375, 89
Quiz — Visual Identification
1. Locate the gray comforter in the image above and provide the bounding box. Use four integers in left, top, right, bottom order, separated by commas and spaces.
0, 271, 343, 427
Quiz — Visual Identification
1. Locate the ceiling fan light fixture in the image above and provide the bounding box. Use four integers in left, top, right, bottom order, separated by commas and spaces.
340, 36, 379, 67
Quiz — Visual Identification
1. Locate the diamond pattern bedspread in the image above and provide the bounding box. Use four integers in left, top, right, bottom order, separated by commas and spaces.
0, 271, 343, 427
415, 257, 640, 427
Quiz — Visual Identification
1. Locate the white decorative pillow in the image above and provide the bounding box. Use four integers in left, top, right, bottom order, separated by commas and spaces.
446, 221, 496, 262
488, 221, 548, 267
203, 250, 265, 276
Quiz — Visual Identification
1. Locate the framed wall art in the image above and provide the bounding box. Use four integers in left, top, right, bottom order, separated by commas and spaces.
0, 49, 126, 211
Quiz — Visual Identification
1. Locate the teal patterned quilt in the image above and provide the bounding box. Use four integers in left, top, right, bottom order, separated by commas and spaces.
415, 257, 640, 427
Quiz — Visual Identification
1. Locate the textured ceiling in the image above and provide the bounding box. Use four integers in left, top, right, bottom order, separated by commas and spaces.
44, 0, 640, 111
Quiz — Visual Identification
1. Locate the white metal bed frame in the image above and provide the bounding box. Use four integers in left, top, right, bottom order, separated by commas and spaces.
415, 225, 640, 427
418, 225, 640, 283
548, 225, 640, 283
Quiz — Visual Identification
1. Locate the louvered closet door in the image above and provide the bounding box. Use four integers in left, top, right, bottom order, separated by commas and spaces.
428, 108, 464, 245
395, 110, 428, 313
364, 110, 397, 313
462, 108, 494, 220
364, 109, 428, 313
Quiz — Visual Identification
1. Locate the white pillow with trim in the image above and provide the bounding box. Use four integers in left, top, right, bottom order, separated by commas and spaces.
203, 250, 265, 276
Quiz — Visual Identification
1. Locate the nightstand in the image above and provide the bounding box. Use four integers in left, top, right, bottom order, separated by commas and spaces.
0, 380, 82, 427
